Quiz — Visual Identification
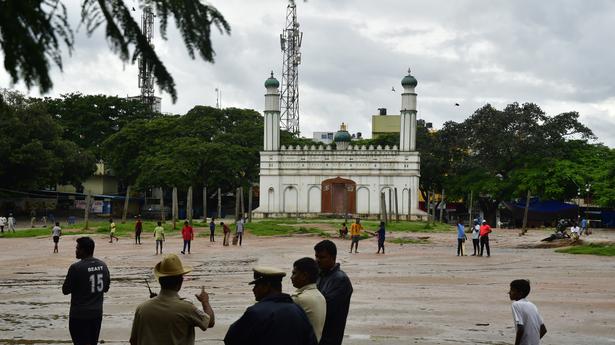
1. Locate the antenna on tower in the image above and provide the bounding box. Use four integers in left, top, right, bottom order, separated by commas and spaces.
280, 0, 302, 135
137, 6, 158, 112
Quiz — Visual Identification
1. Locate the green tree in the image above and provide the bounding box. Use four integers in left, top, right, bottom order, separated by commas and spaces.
38, 93, 157, 159
442, 103, 595, 222
0, 0, 230, 102
102, 106, 263, 194
0, 90, 96, 190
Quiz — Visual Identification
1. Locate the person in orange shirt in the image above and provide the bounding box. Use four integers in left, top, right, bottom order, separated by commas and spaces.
349, 218, 363, 254
479, 220, 492, 257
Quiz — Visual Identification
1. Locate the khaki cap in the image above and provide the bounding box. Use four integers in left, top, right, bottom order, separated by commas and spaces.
249, 266, 286, 285
154, 254, 192, 278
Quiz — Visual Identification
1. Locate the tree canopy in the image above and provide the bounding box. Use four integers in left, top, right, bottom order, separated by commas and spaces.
102, 106, 263, 192
432, 102, 606, 219
0, 90, 96, 190
0, 0, 230, 102
39, 93, 158, 159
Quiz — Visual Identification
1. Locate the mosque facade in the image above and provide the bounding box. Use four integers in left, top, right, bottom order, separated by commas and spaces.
253, 69, 422, 219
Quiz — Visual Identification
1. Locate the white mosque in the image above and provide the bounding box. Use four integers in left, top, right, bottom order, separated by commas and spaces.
253, 69, 423, 219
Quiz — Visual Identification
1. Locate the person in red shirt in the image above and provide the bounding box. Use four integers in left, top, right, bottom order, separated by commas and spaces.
180, 221, 194, 254
479, 220, 492, 257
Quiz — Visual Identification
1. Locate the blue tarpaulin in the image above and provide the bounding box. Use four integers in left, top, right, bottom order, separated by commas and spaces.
503, 198, 578, 225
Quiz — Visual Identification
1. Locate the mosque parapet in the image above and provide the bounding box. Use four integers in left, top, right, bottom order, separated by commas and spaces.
276, 144, 408, 153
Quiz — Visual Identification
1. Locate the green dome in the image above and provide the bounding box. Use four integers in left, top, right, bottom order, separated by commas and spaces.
264, 72, 279, 88
334, 123, 352, 142
401, 68, 418, 87
334, 130, 351, 142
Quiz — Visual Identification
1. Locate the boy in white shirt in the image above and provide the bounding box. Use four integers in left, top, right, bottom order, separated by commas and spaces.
509, 279, 547, 345
570, 224, 580, 240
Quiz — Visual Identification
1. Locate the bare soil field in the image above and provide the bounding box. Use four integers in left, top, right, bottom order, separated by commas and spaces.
1, 226, 614, 344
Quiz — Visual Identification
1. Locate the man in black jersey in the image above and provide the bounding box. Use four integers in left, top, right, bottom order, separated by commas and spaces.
63, 237, 110, 345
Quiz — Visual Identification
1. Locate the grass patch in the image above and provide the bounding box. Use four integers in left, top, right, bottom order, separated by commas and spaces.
555, 243, 615, 256
389, 237, 430, 244
1, 218, 452, 239
239, 218, 452, 233
0, 220, 189, 238
92, 221, 182, 237
361, 220, 451, 233
243, 220, 326, 236
0, 228, 65, 238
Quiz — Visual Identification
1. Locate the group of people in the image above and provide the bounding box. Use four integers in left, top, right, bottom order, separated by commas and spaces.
29, 209, 55, 228
113, 216, 246, 255
50, 216, 248, 255
339, 218, 387, 254
456, 219, 493, 256
62, 237, 353, 345
0, 213, 16, 233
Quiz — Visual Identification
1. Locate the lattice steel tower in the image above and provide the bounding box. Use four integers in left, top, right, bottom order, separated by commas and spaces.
279, 0, 303, 135
138, 6, 155, 110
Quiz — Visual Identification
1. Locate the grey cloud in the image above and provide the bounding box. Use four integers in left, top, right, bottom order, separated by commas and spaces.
2, 0, 613, 147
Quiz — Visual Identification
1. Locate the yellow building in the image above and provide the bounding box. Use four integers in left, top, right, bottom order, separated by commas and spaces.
57, 162, 118, 195
372, 114, 401, 137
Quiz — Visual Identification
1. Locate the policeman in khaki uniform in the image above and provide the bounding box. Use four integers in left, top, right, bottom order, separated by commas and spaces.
130, 254, 215, 345
224, 266, 317, 345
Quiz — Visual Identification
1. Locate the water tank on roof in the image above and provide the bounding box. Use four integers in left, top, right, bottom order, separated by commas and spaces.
378, 108, 387, 115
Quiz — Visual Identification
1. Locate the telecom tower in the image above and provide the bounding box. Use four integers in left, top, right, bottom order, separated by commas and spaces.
137, 6, 158, 111
279, 0, 303, 135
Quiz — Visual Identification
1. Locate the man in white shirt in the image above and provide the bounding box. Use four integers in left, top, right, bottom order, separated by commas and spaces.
291, 257, 327, 342
7, 213, 16, 232
509, 279, 547, 345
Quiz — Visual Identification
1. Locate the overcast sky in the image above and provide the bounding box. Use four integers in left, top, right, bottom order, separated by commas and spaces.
2, 0, 615, 146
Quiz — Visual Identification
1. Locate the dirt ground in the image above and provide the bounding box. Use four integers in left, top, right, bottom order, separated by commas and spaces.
1, 226, 614, 345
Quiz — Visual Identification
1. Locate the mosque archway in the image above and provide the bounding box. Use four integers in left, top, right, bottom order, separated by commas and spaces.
356, 187, 370, 214
321, 177, 356, 215
283, 186, 298, 213
308, 186, 321, 213
267, 187, 275, 213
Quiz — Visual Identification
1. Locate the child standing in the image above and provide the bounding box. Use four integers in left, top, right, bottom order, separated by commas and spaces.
109, 218, 119, 243
349, 218, 363, 253
456, 221, 466, 256
51, 222, 61, 253
471, 220, 480, 256
134, 216, 143, 244
209, 218, 216, 242
153, 221, 165, 254
376, 221, 385, 254
509, 279, 547, 345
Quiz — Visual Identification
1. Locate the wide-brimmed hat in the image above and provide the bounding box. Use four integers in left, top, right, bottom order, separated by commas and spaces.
154, 254, 192, 278
249, 266, 286, 285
